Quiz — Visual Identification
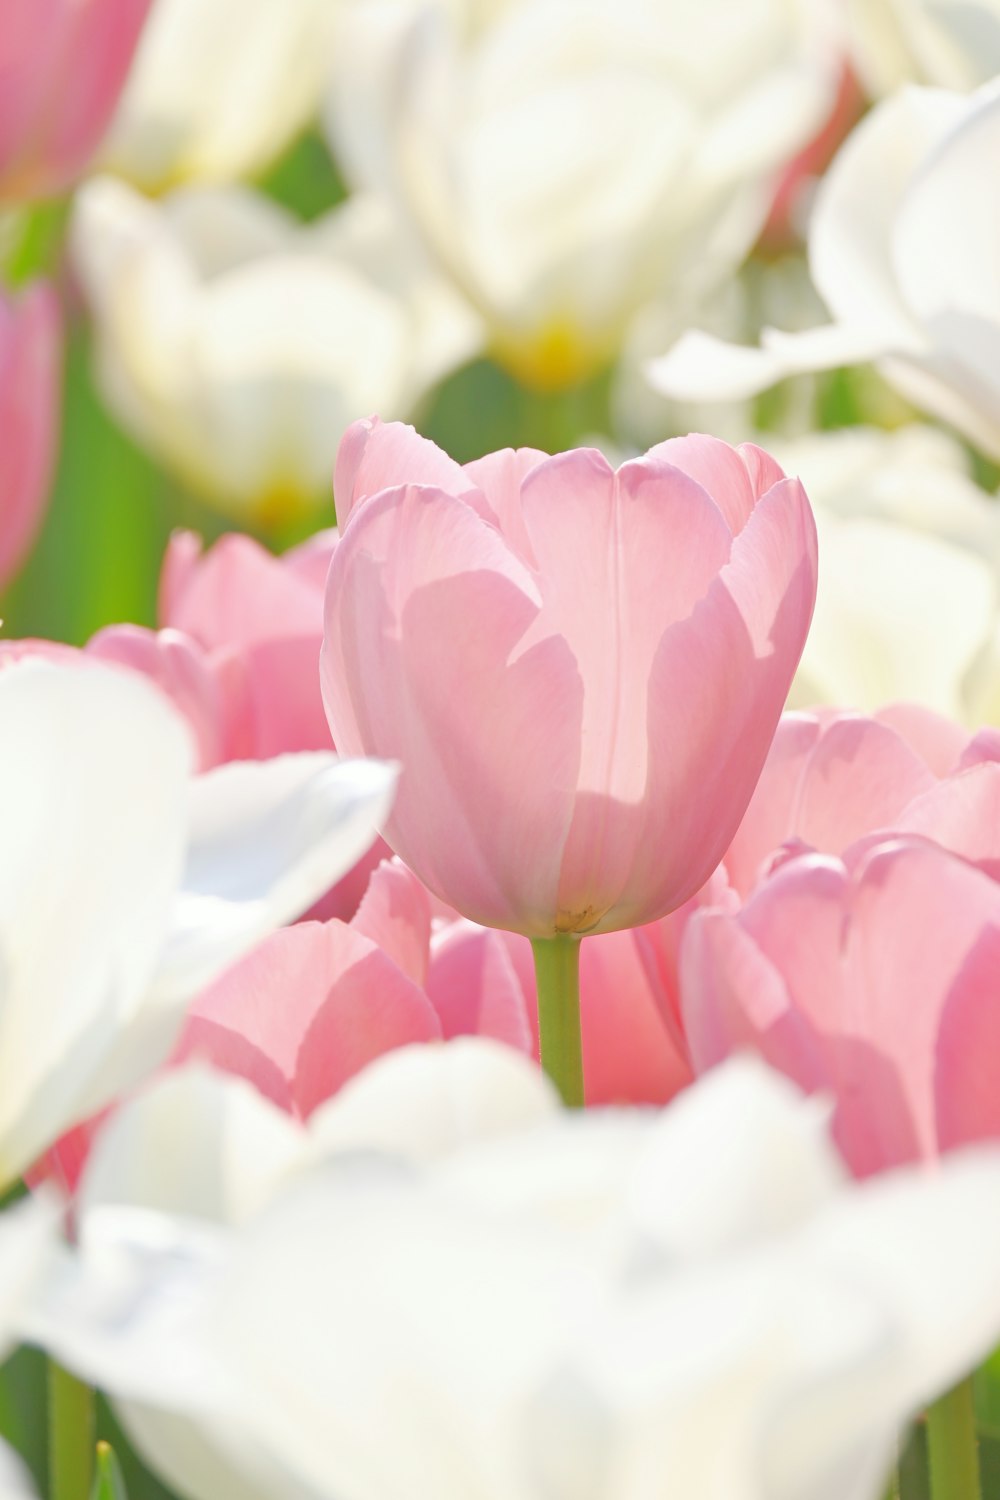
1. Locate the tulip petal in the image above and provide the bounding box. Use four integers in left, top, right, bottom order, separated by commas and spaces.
323, 484, 582, 933
0, 663, 191, 1184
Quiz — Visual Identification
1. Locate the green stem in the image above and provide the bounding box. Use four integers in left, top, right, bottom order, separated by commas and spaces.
531, 935, 585, 1108
48, 1361, 94, 1500
926, 1378, 981, 1500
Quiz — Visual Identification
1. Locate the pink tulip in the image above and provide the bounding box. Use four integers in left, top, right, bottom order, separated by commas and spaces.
0, 284, 61, 589
0, 0, 150, 201
682, 835, 1000, 1176
322, 420, 817, 937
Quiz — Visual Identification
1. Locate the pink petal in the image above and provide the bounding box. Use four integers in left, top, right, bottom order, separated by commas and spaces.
352, 859, 432, 988
577, 928, 693, 1105
425, 923, 533, 1052
644, 433, 759, 534
874, 702, 969, 776
896, 765, 1000, 879
615, 477, 817, 926
0, 284, 60, 587
161, 532, 322, 647
519, 449, 734, 932
460, 447, 548, 560
322, 483, 582, 934
335, 417, 477, 529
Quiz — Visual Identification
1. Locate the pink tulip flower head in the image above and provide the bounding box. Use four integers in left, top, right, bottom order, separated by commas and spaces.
0, 284, 61, 589
682, 834, 1000, 1177
322, 420, 817, 938
0, 0, 151, 201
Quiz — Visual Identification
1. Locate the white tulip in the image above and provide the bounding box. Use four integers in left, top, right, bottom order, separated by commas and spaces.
766, 426, 1000, 718
71, 177, 481, 523
650, 79, 1000, 460
0, 659, 395, 1187
323, 0, 840, 388
846, 0, 1000, 95
99, 0, 341, 191
33, 1048, 1000, 1500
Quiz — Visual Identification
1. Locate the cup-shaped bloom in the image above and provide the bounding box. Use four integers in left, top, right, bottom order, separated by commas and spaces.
97, 0, 338, 191
0, 284, 61, 590
71, 179, 480, 524
322, 421, 817, 938
651, 79, 1000, 461
323, 0, 838, 387
0, 0, 150, 201
39, 1051, 1000, 1500
0, 657, 396, 1189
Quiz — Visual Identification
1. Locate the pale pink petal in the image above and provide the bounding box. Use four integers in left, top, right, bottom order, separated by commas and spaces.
0, 284, 60, 588
352, 858, 432, 988
0, 0, 150, 200
956, 727, 1000, 770
615, 477, 818, 927
577, 928, 692, 1105
874, 703, 969, 776
177, 921, 440, 1120
790, 714, 935, 853
161, 533, 322, 647
738, 441, 792, 501
644, 434, 757, 534
322, 484, 581, 935
460, 447, 548, 560
519, 449, 733, 932
425, 923, 533, 1052
725, 713, 823, 897
334, 417, 476, 529
229, 636, 330, 758
294, 958, 440, 1118
896, 765, 1000, 879
284, 529, 339, 591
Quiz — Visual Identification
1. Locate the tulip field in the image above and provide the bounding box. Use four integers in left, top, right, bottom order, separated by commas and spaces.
8, 2, 1000, 1499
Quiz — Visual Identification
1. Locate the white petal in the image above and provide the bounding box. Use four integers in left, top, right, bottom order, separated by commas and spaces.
0, 663, 191, 1183
808, 85, 966, 333
80, 1067, 307, 1227
309, 1038, 558, 1164
155, 754, 397, 1003
625, 1057, 845, 1259
894, 79, 1000, 327
646, 322, 891, 402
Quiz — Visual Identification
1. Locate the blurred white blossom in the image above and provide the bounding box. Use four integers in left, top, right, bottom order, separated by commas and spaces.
72, 177, 480, 523
99, 0, 341, 191
846, 0, 1000, 95
765, 425, 1000, 718
649, 79, 1000, 461
0, 658, 395, 1187
323, 0, 841, 388
34, 1046, 1000, 1500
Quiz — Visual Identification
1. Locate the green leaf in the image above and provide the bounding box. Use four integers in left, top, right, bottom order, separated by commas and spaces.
89, 1442, 128, 1500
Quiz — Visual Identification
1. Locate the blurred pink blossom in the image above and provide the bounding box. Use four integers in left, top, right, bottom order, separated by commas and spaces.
0, 0, 151, 201
0, 283, 61, 589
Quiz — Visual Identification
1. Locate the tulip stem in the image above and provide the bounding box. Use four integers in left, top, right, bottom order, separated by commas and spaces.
531, 935, 585, 1108
926, 1378, 981, 1500
48, 1360, 94, 1500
